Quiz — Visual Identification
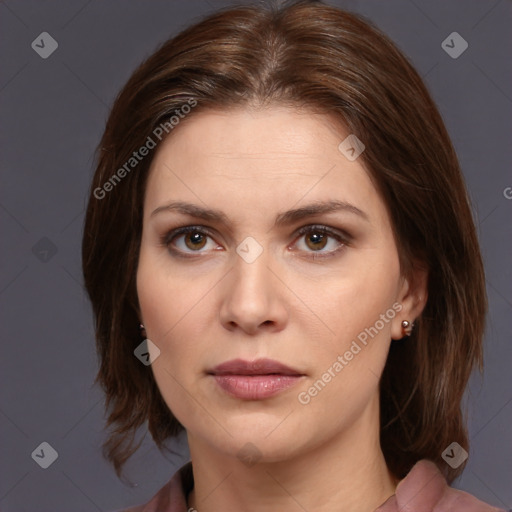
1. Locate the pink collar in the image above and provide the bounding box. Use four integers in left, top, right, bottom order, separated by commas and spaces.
125, 459, 505, 512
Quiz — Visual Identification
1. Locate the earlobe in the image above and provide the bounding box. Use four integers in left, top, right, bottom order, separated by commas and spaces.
391, 265, 428, 340
401, 320, 414, 337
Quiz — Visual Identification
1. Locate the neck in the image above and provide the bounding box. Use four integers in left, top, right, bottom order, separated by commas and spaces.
186, 397, 397, 512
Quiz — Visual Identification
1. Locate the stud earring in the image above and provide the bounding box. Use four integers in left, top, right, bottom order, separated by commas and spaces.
139, 323, 146, 338
401, 320, 414, 337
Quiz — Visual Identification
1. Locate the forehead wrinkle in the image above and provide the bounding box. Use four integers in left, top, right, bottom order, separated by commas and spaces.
202, 152, 322, 159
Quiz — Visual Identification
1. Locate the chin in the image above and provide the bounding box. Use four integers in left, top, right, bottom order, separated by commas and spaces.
209, 417, 311, 463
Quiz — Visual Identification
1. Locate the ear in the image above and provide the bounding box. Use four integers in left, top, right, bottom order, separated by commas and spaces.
391, 261, 428, 340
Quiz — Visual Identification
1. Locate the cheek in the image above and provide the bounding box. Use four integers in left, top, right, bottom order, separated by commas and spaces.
136, 251, 215, 404
136, 246, 212, 341
136, 266, 201, 426
297, 282, 396, 426
297, 250, 401, 406
306, 256, 400, 347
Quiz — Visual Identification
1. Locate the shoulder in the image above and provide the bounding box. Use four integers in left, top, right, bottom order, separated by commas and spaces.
376, 460, 507, 512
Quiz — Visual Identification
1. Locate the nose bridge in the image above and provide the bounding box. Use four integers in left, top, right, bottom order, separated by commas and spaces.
230, 237, 272, 302
219, 236, 287, 332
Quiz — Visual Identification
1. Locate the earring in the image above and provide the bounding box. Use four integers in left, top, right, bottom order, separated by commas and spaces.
401, 320, 414, 337
139, 323, 146, 338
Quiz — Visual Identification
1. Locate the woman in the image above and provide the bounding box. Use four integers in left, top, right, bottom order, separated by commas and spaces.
82, 1, 506, 511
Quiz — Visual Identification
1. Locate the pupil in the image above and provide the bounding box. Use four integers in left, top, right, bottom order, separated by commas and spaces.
308, 232, 327, 250
185, 232, 206, 250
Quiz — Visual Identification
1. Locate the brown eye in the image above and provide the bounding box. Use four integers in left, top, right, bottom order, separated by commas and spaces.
162, 226, 217, 256
305, 231, 328, 251
293, 225, 349, 259
184, 232, 207, 250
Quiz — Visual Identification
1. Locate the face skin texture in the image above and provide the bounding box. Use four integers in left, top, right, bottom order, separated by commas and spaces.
137, 106, 428, 512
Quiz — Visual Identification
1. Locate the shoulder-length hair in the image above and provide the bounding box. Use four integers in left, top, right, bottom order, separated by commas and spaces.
82, 0, 486, 482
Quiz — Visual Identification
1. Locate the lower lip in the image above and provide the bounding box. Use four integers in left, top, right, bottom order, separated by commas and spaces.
212, 374, 303, 400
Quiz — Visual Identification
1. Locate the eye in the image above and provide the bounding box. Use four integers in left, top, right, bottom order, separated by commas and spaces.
162, 226, 219, 256
161, 224, 349, 259
292, 225, 349, 259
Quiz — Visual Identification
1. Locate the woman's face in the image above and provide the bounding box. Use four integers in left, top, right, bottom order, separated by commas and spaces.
137, 106, 419, 463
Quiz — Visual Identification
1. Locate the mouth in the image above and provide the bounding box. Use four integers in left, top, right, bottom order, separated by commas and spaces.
208, 357, 304, 377
207, 358, 305, 400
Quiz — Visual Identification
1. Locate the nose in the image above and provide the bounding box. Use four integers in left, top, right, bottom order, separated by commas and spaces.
219, 247, 288, 335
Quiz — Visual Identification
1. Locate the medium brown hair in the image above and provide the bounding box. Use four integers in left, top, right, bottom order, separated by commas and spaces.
82, 0, 486, 482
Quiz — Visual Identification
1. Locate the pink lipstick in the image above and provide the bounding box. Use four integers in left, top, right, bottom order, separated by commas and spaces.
208, 358, 305, 400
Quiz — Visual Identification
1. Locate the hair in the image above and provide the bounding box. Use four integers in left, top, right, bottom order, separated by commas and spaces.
82, 0, 486, 482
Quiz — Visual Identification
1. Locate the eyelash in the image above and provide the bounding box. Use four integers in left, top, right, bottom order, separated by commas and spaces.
160, 224, 351, 261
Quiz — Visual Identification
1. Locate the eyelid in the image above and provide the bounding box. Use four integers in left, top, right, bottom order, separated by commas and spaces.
294, 224, 352, 244
160, 225, 219, 256
162, 225, 216, 244
161, 224, 351, 258
290, 224, 350, 260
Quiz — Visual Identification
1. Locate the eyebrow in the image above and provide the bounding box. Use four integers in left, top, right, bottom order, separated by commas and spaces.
150, 199, 369, 226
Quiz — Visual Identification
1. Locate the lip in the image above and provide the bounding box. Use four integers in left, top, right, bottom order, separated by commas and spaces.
208, 358, 305, 400
209, 358, 303, 376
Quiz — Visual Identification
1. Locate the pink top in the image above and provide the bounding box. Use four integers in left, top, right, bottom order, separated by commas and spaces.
119, 459, 507, 512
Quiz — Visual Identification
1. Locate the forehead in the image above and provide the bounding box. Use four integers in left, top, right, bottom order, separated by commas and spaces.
144, 107, 387, 226
155, 106, 349, 161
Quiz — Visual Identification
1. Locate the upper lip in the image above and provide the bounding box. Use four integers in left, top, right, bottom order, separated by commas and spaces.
209, 358, 304, 376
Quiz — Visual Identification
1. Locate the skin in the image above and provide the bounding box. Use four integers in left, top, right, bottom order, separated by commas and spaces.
136, 106, 428, 512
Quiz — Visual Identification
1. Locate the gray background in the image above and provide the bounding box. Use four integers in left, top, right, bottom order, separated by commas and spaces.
1, 0, 511, 510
